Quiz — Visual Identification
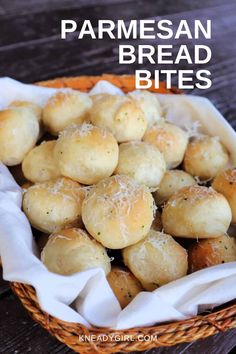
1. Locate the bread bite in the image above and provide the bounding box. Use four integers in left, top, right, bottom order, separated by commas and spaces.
89, 94, 147, 142
115, 141, 166, 188
184, 136, 229, 180
54, 123, 119, 185
23, 177, 86, 233
9, 100, 42, 121
22, 140, 60, 183
128, 90, 162, 127
188, 235, 236, 272
42, 90, 92, 135
143, 122, 188, 168
162, 185, 232, 238
107, 266, 143, 308
82, 175, 155, 249
212, 169, 236, 223
123, 230, 188, 291
41, 228, 111, 275
0, 107, 39, 166
154, 170, 196, 205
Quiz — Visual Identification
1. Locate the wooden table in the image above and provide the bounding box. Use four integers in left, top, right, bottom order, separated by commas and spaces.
0, 1, 236, 353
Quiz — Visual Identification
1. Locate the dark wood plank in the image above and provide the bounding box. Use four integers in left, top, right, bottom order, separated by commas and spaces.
1, 2, 235, 129
0, 0, 235, 18
0, 291, 74, 353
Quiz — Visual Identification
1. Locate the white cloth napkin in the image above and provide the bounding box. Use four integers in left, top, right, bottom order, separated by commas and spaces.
0, 77, 236, 330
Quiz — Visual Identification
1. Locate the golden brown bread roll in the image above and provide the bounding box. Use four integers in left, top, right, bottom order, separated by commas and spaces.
54, 123, 119, 185
42, 90, 92, 135
23, 177, 86, 233
162, 185, 232, 238
154, 170, 196, 205
82, 175, 155, 249
212, 169, 236, 223
183, 136, 229, 180
188, 235, 236, 272
0, 107, 39, 166
22, 140, 60, 183
9, 100, 42, 121
122, 230, 188, 291
89, 94, 147, 142
107, 266, 143, 308
41, 228, 111, 275
143, 122, 188, 168
128, 90, 162, 127
115, 141, 166, 188
9, 100, 44, 139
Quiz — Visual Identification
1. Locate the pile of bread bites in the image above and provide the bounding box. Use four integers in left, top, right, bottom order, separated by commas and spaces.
0, 88, 236, 309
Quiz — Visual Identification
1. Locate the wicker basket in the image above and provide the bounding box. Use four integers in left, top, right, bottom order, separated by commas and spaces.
10, 74, 236, 353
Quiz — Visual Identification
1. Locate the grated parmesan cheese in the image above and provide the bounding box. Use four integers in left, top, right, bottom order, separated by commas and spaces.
59, 122, 94, 138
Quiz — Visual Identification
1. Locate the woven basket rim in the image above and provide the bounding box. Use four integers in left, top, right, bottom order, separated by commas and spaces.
10, 74, 236, 353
